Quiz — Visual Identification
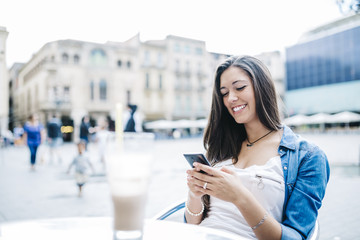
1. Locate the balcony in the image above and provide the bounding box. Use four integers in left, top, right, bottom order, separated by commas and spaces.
174, 70, 191, 78
174, 85, 193, 91
39, 101, 72, 111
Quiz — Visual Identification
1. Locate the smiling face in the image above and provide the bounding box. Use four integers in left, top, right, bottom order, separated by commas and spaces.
220, 66, 259, 125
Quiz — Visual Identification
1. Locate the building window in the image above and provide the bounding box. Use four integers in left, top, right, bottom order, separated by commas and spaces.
159, 74, 162, 89
197, 62, 202, 75
175, 59, 180, 72
174, 43, 180, 52
157, 53, 163, 67
175, 95, 181, 113
144, 51, 150, 66
99, 79, 107, 100
35, 85, 39, 106
184, 45, 190, 54
90, 81, 94, 101
175, 76, 180, 89
185, 95, 191, 112
74, 55, 80, 64
64, 87, 70, 102
186, 61, 190, 73
27, 90, 31, 112
127, 60, 132, 69
145, 73, 150, 89
62, 53, 69, 63
195, 47, 203, 55
117, 60, 122, 67
197, 96, 203, 111
186, 77, 191, 89
90, 49, 107, 66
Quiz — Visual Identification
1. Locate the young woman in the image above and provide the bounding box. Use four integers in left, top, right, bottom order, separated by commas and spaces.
23, 113, 45, 170
185, 55, 330, 239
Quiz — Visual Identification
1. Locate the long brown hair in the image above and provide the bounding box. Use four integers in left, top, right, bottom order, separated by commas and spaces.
203, 55, 281, 164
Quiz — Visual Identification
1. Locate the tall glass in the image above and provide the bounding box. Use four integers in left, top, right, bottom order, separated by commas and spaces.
106, 132, 155, 240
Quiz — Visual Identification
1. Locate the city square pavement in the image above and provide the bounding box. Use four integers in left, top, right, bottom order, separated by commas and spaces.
0, 133, 359, 239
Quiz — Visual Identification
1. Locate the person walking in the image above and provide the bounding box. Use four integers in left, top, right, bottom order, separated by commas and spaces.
47, 114, 63, 164
124, 104, 143, 132
124, 104, 137, 132
79, 116, 91, 150
67, 141, 95, 197
13, 124, 24, 146
23, 113, 45, 171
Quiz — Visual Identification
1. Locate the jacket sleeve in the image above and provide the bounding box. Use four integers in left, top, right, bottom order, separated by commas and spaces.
281, 146, 330, 240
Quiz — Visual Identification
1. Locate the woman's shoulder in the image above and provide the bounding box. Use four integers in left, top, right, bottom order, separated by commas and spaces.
295, 134, 324, 156
282, 125, 328, 161
282, 125, 320, 150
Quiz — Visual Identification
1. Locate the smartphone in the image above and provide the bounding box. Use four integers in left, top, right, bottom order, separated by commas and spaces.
183, 153, 211, 173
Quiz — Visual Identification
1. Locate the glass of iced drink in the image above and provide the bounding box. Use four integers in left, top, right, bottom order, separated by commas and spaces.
106, 133, 154, 240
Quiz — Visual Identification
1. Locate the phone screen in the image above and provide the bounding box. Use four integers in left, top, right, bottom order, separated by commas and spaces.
183, 153, 211, 173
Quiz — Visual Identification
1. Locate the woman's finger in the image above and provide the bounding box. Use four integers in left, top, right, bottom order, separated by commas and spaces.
193, 162, 222, 177
187, 173, 208, 188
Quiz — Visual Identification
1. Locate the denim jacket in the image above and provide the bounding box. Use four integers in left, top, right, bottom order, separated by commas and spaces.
279, 125, 330, 239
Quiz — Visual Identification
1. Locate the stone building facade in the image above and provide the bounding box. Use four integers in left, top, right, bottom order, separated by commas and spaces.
11, 34, 232, 141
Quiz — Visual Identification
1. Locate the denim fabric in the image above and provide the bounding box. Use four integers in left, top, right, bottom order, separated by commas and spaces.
28, 144, 39, 165
279, 125, 330, 240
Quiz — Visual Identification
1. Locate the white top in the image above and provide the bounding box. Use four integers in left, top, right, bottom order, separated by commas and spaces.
200, 156, 285, 239
69, 153, 92, 174
96, 129, 110, 152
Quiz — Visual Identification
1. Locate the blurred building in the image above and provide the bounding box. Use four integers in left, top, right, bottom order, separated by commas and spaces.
0, 26, 9, 136
285, 14, 360, 116
8, 63, 25, 131
10, 34, 230, 141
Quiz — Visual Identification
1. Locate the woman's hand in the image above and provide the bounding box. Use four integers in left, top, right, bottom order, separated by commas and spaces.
186, 167, 206, 199
188, 162, 244, 204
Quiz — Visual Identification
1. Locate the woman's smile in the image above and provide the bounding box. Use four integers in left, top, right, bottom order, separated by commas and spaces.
232, 104, 246, 114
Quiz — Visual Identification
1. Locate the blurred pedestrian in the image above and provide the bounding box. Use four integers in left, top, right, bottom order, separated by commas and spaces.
124, 104, 143, 132
1, 130, 14, 147
106, 115, 115, 132
67, 141, 95, 197
47, 114, 63, 164
95, 118, 110, 164
13, 124, 24, 146
23, 113, 46, 171
79, 116, 91, 150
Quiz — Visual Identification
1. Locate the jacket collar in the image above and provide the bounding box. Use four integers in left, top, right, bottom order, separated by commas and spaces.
279, 125, 297, 151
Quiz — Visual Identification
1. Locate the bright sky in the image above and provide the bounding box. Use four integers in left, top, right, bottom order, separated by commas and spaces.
1, 0, 343, 68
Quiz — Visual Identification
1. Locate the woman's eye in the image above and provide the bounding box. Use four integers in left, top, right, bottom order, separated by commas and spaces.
236, 86, 246, 91
221, 92, 229, 97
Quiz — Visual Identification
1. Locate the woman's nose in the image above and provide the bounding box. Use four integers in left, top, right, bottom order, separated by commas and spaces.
228, 91, 238, 103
